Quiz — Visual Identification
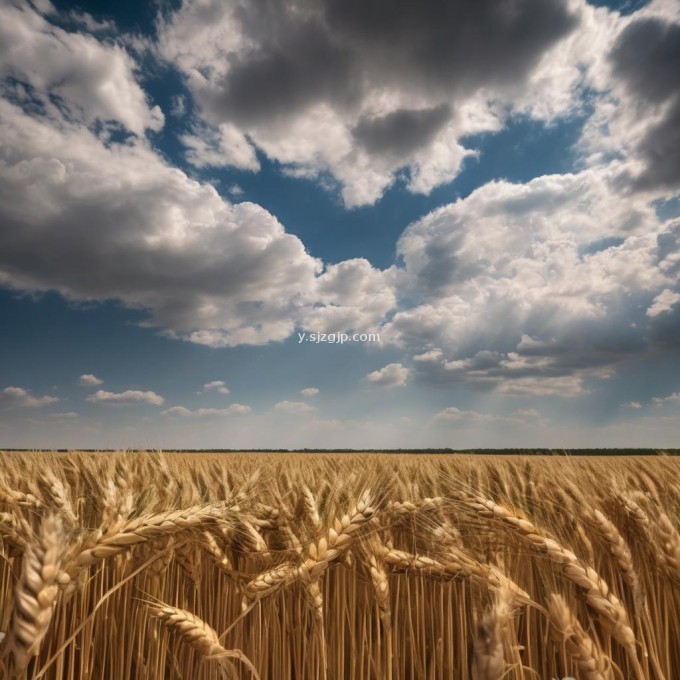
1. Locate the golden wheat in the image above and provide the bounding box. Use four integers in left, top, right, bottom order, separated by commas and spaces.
0, 451, 678, 679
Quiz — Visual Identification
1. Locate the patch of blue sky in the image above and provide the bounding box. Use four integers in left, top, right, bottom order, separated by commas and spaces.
586, 0, 650, 16
0, 290, 407, 423
49, 0, 167, 35
183, 114, 590, 270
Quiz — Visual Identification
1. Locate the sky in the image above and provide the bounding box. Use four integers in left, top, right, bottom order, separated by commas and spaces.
0, 0, 679, 449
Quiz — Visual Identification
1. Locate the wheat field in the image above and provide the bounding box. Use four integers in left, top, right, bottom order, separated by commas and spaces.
0, 451, 679, 679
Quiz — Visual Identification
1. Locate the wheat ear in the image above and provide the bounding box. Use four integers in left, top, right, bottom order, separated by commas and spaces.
71, 503, 229, 569
548, 593, 613, 680
147, 604, 260, 678
0, 512, 30, 553
589, 509, 643, 609
466, 497, 637, 653
471, 587, 508, 680
654, 513, 680, 583
1, 515, 64, 676
243, 490, 374, 604
0, 487, 42, 510
301, 484, 322, 530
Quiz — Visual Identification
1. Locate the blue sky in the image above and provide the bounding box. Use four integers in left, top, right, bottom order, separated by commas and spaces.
0, 0, 678, 449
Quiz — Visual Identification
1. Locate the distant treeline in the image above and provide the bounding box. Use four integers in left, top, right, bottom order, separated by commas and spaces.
1, 448, 678, 455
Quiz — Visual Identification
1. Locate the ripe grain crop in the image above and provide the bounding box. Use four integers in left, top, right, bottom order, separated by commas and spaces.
0, 450, 679, 679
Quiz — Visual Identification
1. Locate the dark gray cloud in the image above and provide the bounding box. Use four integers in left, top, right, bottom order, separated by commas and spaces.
407, 300, 662, 395
205, 15, 356, 126
648, 301, 680, 350
352, 104, 451, 159
159, 0, 580, 203
657, 219, 680, 276
610, 18, 680, 191
610, 19, 680, 105
324, 0, 578, 93
634, 98, 680, 191
208, 0, 577, 117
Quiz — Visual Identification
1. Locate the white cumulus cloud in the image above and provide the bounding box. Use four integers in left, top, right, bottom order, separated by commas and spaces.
0, 2, 163, 134
651, 392, 680, 407
203, 380, 230, 394
0, 386, 58, 409
302, 258, 397, 334
366, 363, 409, 388
433, 407, 543, 426
87, 390, 164, 406
384, 167, 678, 394
0, 98, 332, 347
161, 404, 250, 417
623, 401, 642, 409
647, 289, 680, 317
78, 374, 103, 387
274, 400, 316, 415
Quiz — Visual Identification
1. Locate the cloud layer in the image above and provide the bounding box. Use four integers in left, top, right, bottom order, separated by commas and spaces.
386, 168, 678, 393
0, 0, 678, 421
157, 0, 585, 206
0, 4, 394, 347
162, 404, 250, 417
0, 94, 331, 346
274, 400, 316, 415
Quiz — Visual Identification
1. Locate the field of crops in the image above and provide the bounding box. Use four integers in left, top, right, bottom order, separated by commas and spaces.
0, 451, 679, 679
